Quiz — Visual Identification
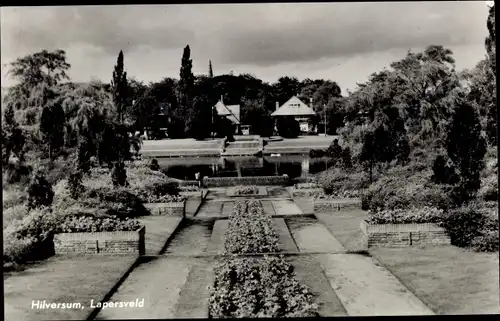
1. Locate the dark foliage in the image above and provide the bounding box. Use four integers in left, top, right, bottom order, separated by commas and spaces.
27, 170, 54, 209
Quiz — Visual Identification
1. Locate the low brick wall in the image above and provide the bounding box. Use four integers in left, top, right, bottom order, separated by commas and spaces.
179, 191, 203, 198
292, 188, 324, 197
203, 175, 289, 187
144, 201, 186, 217
313, 198, 362, 211
360, 220, 451, 248
54, 226, 145, 255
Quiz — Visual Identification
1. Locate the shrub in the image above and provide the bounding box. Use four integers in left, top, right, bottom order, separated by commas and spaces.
309, 149, 326, 158
3, 162, 31, 185
234, 185, 259, 195
316, 167, 367, 195
82, 186, 149, 218
149, 158, 160, 171
179, 185, 200, 192
26, 169, 54, 210
366, 207, 444, 224
67, 172, 85, 199
209, 255, 318, 318
2, 204, 30, 227
293, 182, 322, 189
111, 161, 128, 187
142, 194, 186, 203
361, 171, 453, 211
441, 202, 499, 251
2, 185, 28, 210
3, 234, 36, 265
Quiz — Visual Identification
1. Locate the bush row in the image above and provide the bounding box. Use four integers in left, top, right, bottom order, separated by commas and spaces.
293, 182, 322, 189
209, 256, 318, 318
224, 200, 279, 254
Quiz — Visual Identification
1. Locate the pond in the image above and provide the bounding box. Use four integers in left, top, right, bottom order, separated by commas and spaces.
157, 155, 335, 180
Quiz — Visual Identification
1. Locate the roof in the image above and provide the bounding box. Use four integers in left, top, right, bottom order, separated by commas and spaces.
271, 96, 316, 117
215, 101, 240, 124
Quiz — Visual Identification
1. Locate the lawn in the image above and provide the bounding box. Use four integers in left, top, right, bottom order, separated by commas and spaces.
4, 255, 137, 321
371, 246, 500, 315
315, 209, 368, 252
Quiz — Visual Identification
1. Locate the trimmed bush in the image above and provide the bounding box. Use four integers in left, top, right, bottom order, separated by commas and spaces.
316, 167, 367, 195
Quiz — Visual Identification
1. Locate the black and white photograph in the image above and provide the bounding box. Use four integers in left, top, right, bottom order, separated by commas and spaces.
1, 1, 498, 319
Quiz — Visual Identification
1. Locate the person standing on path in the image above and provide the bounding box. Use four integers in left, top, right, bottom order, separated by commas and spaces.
195, 172, 201, 187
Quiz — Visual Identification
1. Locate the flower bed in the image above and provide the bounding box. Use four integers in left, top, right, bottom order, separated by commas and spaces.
209, 256, 318, 318
224, 200, 279, 254
313, 197, 362, 212
293, 183, 322, 190
179, 185, 200, 192
234, 185, 259, 195
3, 208, 144, 264
361, 207, 450, 248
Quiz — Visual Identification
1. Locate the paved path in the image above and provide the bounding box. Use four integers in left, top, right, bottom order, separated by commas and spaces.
95, 257, 196, 320
195, 200, 223, 218
137, 216, 183, 255
317, 254, 435, 316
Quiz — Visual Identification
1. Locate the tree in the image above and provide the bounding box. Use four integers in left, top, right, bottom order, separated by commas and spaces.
341, 147, 353, 169
6, 49, 70, 89
39, 98, 65, 160
485, 3, 497, 145
446, 95, 487, 201
327, 139, 343, 165
176, 45, 195, 136
2, 104, 26, 163
209, 60, 214, 78
111, 161, 128, 187
360, 131, 376, 183
111, 50, 128, 124
27, 169, 54, 209
68, 171, 84, 199
77, 136, 92, 174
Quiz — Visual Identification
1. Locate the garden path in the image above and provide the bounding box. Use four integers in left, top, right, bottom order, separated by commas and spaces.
94, 186, 435, 319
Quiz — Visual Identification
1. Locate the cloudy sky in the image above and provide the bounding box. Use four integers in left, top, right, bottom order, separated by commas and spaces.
0, 2, 492, 93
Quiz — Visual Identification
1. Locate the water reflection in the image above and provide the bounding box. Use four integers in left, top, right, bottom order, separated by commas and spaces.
157, 155, 335, 180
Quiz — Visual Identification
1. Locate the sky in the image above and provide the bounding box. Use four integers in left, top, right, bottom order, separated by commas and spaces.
0, 2, 493, 94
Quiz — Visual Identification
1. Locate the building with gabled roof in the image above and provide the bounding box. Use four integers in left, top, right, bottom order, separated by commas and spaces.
271, 96, 317, 133
214, 96, 241, 134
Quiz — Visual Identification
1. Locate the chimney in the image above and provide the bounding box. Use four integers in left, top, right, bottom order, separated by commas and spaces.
310, 97, 313, 110
220, 95, 223, 103
275, 101, 279, 111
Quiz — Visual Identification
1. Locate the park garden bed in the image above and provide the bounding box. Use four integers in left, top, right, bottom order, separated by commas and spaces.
208, 200, 319, 318
226, 185, 268, 197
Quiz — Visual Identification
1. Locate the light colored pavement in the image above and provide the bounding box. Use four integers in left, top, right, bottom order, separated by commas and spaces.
317, 254, 435, 316
272, 218, 299, 252
137, 216, 183, 255
288, 217, 346, 253
95, 257, 196, 320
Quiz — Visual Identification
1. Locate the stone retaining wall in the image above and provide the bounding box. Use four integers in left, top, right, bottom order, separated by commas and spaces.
54, 226, 145, 255
144, 201, 186, 217
360, 220, 451, 247
313, 198, 362, 211
203, 175, 289, 187
292, 188, 323, 197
